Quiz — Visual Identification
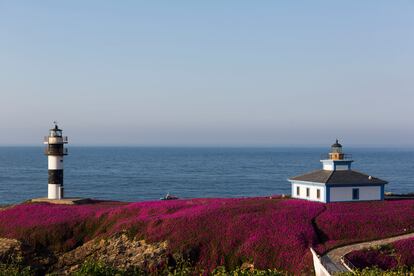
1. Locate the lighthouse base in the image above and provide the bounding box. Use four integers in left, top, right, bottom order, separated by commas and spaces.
48, 184, 63, 200
31, 197, 91, 205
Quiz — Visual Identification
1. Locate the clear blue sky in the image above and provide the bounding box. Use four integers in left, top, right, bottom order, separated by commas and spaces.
1, 1, 413, 146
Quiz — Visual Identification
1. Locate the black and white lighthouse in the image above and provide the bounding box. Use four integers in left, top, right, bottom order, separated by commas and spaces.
44, 122, 68, 200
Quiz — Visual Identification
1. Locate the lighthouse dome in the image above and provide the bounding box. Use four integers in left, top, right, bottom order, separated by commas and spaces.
331, 139, 342, 148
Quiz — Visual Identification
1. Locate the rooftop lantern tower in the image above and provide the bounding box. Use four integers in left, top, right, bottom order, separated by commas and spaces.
44, 122, 68, 200
321, 139, 353, 171
329, 139, 344, 160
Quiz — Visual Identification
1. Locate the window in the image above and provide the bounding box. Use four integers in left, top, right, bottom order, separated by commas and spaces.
50, 130, 62, 137
352, 188, 359, 200
317, 189, 321, 199
306, 188, 310, 197
296, 186, 300, 196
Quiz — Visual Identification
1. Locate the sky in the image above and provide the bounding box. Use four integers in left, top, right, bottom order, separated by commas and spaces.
0, 1, 413, 146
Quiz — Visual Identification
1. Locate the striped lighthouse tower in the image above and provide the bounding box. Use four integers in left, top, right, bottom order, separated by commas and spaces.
44, 122, 68, 199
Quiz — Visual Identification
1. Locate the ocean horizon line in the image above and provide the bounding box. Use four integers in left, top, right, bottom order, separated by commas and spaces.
0, 144, 413, 149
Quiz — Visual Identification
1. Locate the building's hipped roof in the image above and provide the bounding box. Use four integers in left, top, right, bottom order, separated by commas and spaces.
289, 170, 388, 185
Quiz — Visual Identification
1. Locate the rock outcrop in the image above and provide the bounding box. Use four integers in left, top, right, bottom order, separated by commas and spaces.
0, 234, 169, 274
54, 233, 168, 274
0, 238, 23, 263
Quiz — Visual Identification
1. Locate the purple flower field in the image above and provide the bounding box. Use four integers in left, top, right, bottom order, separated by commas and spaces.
345, 248, 398, 270
394, 237, 414, 267
346, 237, 414, 270
315, 200, 414, 252
1, 198, 414, 273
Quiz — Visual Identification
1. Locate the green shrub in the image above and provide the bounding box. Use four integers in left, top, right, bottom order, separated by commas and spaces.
73, 261, 131, 276
212, 266, 287, 275
0, 263, 33, 276
73, 259, 287, 276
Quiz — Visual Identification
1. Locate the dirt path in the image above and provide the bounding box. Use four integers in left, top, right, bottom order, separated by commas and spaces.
320, 232, 414, 274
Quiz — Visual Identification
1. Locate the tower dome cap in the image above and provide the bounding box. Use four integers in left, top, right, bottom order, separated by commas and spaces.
50, 121, 62, 131
331, 139, 342, 148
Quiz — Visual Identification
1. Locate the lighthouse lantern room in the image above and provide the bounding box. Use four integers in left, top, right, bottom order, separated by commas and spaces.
44, 122, 68, 200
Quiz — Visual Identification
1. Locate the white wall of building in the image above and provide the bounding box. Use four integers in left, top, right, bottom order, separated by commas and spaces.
320, 160, 352, 171
322, 163, 334, 171
329, 186, 381, 202
335, 165, 349, 171
291, 182, 326, 203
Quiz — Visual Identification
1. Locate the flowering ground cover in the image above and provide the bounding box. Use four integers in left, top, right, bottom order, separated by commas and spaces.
104, 197, 325, 273
315, 200, 414, 253
0, 197, 324, 274
0, 200, 126, 251
345, 246, 398, 270
345, 237, 414, 270
393, 237, 414, 267
1, 198, 414, 274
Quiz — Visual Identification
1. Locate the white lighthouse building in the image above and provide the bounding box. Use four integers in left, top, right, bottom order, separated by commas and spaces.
289, 140, 388, 203
44, 123, 68, 200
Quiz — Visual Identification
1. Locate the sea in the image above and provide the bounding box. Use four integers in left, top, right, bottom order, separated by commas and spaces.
0, 147, 413, 205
